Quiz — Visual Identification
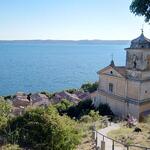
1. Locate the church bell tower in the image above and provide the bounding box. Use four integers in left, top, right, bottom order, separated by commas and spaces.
125, 30, 150, 80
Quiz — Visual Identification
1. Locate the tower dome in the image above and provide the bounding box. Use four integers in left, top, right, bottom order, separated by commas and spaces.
130, 30, 150, 49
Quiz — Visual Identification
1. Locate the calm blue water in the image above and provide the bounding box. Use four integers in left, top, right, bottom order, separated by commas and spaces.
0, 42, 129, 96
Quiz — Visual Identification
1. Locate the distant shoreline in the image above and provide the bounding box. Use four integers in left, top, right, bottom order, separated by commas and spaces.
0, 39, 130, 45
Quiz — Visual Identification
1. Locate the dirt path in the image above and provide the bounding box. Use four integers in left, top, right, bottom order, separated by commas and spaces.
97, 123, 126, 150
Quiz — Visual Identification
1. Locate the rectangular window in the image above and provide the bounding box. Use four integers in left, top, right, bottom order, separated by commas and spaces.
109, 83, 113, 93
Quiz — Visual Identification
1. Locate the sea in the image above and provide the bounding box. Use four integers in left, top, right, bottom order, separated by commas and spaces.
0, 41, 130, 96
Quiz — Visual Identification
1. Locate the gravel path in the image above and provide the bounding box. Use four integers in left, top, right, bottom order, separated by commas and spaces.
97, 123, 127, 150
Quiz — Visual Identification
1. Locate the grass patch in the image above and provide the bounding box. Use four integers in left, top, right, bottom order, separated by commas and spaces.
108, 127, 132, 139
76, 119, 104, 150
107, 123, 150, 147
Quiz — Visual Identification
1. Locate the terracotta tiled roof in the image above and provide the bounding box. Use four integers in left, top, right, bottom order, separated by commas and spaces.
74, 91, 90, 100
30, 93, 50, 106
12, 92, 30, 107
114, 66, 126, 77
30, 93, 49, 104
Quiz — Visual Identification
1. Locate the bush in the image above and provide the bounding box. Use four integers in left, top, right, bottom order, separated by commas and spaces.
81, 82, 98, 93
4, 95, 12, 101
40, 91, 55, 99
66, 99, 94, 119
0, 97, 12, 127
80, 115, 92, 123
66, 89, 77, 94
0, 106, 81, 150
54, 99, 74, 114
79, 111, 101, 123
97, 103, 114, 117
1, 144, 22, 150
88, 110, 101, 122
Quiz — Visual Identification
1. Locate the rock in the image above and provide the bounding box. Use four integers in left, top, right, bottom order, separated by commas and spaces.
133, 127, 142, 132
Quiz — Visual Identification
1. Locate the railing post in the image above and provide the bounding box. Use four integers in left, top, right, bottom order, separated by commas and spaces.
96, 131, 97, 146
92, 125, 96, 141
126, 145, 129, 150
101, 141, 105, 150
112, 140, 114, 150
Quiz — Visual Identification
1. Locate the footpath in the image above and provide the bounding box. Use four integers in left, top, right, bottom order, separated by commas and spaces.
96, 123, 125, 150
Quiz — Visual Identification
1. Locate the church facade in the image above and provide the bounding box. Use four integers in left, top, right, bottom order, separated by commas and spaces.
95, 31, 150, 120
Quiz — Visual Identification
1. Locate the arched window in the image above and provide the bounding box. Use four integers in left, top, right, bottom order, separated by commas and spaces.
109, 83, 113, 93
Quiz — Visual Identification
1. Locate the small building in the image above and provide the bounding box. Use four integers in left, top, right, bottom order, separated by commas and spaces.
51, 91, 81, 104
95, 31, 150, 120
12, 92, 30, 107
30, 93, 50, 107
74, 91, 91, 100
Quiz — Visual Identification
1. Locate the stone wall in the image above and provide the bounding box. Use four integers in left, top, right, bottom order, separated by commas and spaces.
140, 102, 150, 113
97, 91, 140, 119
100, 74, 126, 98
126, 80, 141, 100
126, 49, 150, 71
140, 81, 150, 100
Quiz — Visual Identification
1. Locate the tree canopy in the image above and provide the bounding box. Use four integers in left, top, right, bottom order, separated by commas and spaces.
0, 106, 81, 150
130, 0, 150, 22
81, 82, 98, 93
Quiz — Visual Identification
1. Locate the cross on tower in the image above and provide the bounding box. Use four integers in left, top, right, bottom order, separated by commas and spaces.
111, 53, 114, 61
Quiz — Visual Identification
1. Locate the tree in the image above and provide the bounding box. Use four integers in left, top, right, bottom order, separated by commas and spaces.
54, 99, 74, 114
81, 82, 98, 93
0, 106, 81, 150
66, 88, 77, 94
0, 97, 12, 127
40, 91, 55, 99
0, 97, 11, 117
130, 0, 150, 22
66, 99, 94, 119
97, 103, 114, 117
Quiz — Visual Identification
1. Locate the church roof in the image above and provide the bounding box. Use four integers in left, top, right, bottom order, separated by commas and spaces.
130, 31, 150, 49
114, 66, 126, 77
97, 64, 126, 78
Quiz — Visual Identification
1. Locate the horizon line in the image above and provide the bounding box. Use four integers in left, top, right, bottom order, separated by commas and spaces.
0, 39, 130, 41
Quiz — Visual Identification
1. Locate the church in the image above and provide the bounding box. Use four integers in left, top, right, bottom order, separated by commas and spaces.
95, 31, 150, 120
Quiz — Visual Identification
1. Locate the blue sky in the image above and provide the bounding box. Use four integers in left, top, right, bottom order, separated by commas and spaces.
0, 0, 150, 40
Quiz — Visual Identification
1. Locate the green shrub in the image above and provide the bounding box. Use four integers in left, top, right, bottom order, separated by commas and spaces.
66, 89, 77, 94
80, 115, 92, 123
4, 95, 12, 101
40, 91, 55, 99
0, 97, 12, 127
88, 110, 101, 122
97, 103, 114, 117
54, 99, 74, 114
79, 110, 101, 123
81, 82, 98, 93
66, 99, 94, 119
0, 106, 81, 150
1, 144, 22, 150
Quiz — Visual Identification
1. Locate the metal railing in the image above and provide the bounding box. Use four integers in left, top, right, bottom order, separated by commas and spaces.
93, 129, 150, 150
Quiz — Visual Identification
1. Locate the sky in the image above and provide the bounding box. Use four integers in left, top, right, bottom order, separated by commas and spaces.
0, 0, 150, 40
